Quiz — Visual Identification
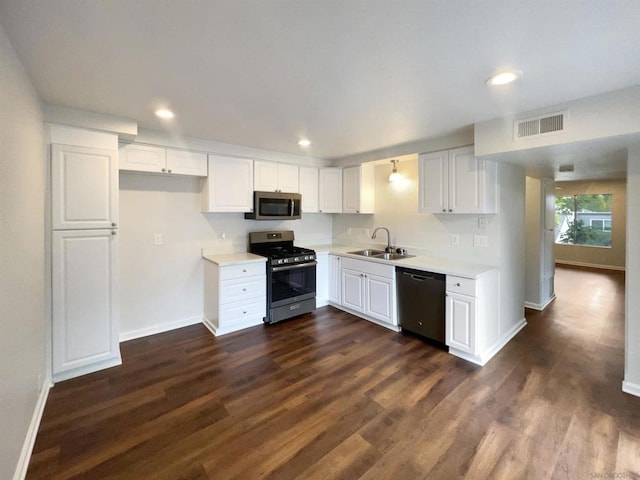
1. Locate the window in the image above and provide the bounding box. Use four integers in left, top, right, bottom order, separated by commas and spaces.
555, 194, 612, 247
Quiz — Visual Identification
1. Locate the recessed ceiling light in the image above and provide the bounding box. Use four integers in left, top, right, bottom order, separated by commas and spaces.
155, 109, 175, 119
486, 70, 522, 86
298, 139, 311, 147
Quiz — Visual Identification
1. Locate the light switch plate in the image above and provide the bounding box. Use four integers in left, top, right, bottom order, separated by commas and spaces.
473, 235, 488, 247
153, 233, 163, 246
451, 234, 460, 246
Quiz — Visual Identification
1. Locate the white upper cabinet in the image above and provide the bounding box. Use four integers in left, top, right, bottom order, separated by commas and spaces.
343, 164, 375, 214
254, 160, 299, 192
299, 166, 319, 213
318, 167, 343, 213
51, 144, 118, 230
202, 154, 254, 213
419, 146, 497, 214
165, 148, 208, 176
119, 143, 207, 177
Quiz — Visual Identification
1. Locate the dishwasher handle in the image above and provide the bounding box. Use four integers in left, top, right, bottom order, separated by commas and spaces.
402, 271, 435, 281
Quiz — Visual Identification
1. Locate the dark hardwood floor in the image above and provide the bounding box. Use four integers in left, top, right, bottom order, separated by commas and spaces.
28, 265, 639, 479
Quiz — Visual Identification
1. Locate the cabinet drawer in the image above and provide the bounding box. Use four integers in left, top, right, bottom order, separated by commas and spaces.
219, 262, 265, 280
220, 276, 265, 304
446, 276, 476, 296
220, 299, 266, 324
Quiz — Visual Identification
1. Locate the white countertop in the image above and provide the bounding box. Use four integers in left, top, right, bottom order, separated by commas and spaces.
310, 244, 496, 279
202, 252, 266, 266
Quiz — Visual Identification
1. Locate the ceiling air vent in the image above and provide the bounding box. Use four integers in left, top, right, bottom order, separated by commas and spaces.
514, 111, 566, 140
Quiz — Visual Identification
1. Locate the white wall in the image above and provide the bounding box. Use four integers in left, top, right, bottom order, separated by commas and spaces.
554, 179, 626, 270
118, 172, 332, 340
625, 145, 640, 393
524, 176, 543, 304
0, 23, 47, 480
475, 86, 640, 156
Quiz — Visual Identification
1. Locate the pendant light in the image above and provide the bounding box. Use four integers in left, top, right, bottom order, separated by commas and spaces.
388, 159, 401, 182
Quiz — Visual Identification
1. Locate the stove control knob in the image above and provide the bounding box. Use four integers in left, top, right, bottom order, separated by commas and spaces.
277, 259, 283, 264
294, 257, 299, 262
284, 259, 289, 263
304, 255, 309, 260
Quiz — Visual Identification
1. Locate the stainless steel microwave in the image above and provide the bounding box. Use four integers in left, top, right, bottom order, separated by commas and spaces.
244, 191, 302, 220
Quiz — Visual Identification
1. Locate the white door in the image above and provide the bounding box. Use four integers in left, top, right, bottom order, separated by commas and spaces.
204, 155, 254, 212
446, 292, 476, 354
118, 143, 165, 173
328, 255, 342, 304
449, 146, 482, 214
52, 229, 120, 378
342, 166, 361, 213
542, 178, 556, 301
166, 149, 208, 176
299, 166, 319, 213
277, 164, 300, 192
418, 151, 448, 213
52, 144, 118, 230
341, 268, 365, 313
254, 161, 279, 192
365, 274, 393, 324
319, 168, 343, 213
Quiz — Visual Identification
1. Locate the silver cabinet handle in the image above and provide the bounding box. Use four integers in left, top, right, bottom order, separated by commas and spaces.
111, 230, 117, 236
161, 168, 166, 172
456, 282, 461, 287
242, 269, 247, 272
243, 310, 247, 314
111, 222, 117, 227
242, 288, 246, 292
449, 209, 453, 212
442, 209, 446, 212
168, 169, 172, 173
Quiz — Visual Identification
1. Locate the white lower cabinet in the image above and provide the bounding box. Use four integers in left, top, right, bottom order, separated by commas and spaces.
203, 260, 266, 335
328, 255, 342, 304
445, 271, 500, 365
337, 257, 397, 329
52, 229, 121, 381
315, 252, 329, 306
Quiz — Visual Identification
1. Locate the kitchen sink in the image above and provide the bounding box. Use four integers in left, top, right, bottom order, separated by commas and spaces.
373, 252, 415, 261
348, 249, 385, 257
347, 249, 415, 261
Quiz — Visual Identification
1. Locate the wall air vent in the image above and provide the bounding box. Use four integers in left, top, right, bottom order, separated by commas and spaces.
514, 111, 567, 140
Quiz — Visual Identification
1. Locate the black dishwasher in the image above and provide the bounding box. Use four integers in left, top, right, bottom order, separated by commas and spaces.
396, 267, 446, 348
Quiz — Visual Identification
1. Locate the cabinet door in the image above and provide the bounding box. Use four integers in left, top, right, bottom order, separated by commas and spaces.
448, 146, 483, 214
166, 149, 208, 176
418, 151, 448, 213
277, 164, 299, 193
365, 273, 394, 324
319, 168, 343, 213
52, 144, 118, 230
342, 268, 365, 313
328, 255, 342, 304
119, 143, 165, 173
254, 161, 279, 192
203, 155, 254, 212
299, 166, 319, 213
446, 292, 476, 354
52, 229, 120, 377
342, 166, 361, 213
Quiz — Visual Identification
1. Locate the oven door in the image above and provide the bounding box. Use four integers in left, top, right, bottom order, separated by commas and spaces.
270, 261, 316, 307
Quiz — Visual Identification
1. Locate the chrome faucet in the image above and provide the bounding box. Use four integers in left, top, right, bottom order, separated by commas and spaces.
372, 227, 394, 253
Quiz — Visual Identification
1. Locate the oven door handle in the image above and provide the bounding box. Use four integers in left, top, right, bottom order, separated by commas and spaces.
271, 261, 317, 272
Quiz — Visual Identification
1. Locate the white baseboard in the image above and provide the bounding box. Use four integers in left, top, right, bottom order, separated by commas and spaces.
450, 317, 527, 367
53, 355, 122, 383
524, 295, 556, 311
12, 377, 51, 480
555, 260, 625, 271
119, 315, 202, 342
202, 314, 263, 336
622, 380, 640, 397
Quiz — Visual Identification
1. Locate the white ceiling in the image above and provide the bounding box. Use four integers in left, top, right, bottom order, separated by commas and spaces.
1, 0, 640, 164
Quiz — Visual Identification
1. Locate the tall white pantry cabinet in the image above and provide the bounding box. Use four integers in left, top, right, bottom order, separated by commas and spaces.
50, 127, 121, 382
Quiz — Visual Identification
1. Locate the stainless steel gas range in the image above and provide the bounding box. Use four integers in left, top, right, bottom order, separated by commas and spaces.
248, 231, 316, 324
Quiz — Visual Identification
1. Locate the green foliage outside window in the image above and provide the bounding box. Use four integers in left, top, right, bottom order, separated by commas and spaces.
555, 194, 612, 247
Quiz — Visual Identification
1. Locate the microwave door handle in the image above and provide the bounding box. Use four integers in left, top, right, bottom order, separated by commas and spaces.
290, 199, 294, 217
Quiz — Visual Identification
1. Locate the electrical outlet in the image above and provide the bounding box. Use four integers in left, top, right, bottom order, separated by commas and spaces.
451, 234, 460, 246
153, 233, 163, 246
221, 232, 226, 240
473, 235, 488, 247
